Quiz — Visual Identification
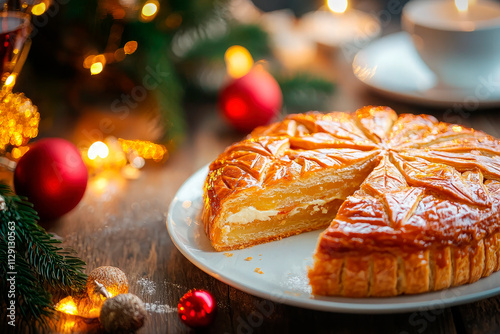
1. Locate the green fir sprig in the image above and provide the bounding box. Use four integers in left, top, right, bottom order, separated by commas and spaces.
0, 183, 87, 327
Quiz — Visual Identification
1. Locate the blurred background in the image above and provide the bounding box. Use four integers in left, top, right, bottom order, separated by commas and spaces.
12, 0, 411, 154
3, 0, 500, 188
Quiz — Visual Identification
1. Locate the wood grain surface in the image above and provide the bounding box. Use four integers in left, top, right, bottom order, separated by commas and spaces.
4, 49, 500, 334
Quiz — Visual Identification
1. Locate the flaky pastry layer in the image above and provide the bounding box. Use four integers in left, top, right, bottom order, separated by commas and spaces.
308, 232, 500, 297
202, 106, 500, 296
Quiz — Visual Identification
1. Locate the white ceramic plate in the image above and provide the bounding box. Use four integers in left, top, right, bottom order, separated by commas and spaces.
352, 32, 500, 107
167, 166, 500, 313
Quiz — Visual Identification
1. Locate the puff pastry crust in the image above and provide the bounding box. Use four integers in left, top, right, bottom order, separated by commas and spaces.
202, 106, 500, 296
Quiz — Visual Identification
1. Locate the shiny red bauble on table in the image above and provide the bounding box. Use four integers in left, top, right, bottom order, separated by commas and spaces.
14, 138, 88, 220
219, 68, 283, 133
178, 289, 217, 328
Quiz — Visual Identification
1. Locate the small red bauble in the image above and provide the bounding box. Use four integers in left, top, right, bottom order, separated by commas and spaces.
219, 69, 282, 132
178, 289, 217, 328
14, 138, 88, 220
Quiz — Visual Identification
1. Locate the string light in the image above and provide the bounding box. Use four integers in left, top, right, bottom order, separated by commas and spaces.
31, 2, 47, 16
0, 90, 39, 153
62, 319, 76, 332
82, 138, 126, 170
55, 295, 101, 318
4, 74, 16, 87
141, 1, 159, 21
87, 141, 109, 160
83, 42, 138, 75
224, 46, 254, 79
11, 146, 29, 159
79, 0, 168, 74
118, 138, 168, 162
56, 296, 78, 315
90, 62, 104, 75
123, 41, 138, 55
82, 137, 167, 175
142, 3, 157, 16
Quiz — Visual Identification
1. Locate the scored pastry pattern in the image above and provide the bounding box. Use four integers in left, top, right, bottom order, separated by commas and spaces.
205, 106, 500, 252
204, 106, 500, 296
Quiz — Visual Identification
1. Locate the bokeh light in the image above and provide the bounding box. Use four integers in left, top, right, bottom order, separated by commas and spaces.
224, 46, 254, 79
141, 1, 159, 21
124, 41, 138, 55
31, 2, 46, 16
327, 0, 348, 13
0, 91, 39, 153
5, 74, 16, 87
90, 62, 103, 75
56, 296, 78, 315
87, 141, 109, 160
119, 138, 168, 162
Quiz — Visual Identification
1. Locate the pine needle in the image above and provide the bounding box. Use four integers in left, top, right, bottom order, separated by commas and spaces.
0, 182, 87, 327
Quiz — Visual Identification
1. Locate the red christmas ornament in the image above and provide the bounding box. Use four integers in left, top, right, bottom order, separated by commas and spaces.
178, 289, 217, 328
14, 138, 88, 220
219, 68, 282, 132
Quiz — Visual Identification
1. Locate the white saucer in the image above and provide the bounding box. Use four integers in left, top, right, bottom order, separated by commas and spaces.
352, 32, 500, 107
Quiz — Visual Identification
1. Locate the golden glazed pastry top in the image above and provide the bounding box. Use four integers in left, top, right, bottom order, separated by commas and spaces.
203, 106, 500, 252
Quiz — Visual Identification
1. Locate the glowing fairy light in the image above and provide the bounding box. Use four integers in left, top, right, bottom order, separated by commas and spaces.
124, 41, 138, 55
5, 74, 16, 87
327, 0, 348, 13
31, 2, 47, 15
141, 1, 159, 21
142, 3, 157, 16
87, 141, 109, 160
55, 295, 102, 319
224, 45, 254, 79
90, 62, 103, 75
56, 296, 78, 315
118, 138, 168, 162
11, 146, 29, 159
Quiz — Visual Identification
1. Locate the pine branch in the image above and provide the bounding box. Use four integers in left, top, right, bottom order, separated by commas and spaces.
0, 182, 87, 326
0, 238, 53, 328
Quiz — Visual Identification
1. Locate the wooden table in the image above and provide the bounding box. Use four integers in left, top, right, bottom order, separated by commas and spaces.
7, 49, 500, 334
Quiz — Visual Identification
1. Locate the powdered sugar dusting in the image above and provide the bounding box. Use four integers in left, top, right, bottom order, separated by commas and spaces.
164, 280, 184, 290
145, 302, 177, 314
137, 278, 156, 295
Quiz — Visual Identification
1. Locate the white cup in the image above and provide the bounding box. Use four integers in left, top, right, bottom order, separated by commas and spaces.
402, 0, 500, 89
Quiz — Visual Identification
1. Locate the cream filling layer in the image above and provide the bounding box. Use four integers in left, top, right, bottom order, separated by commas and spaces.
225, 199, 330, 225
225, 207, 280, 225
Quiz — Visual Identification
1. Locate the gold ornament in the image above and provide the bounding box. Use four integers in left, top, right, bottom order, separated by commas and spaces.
0, 89, 39, 153
87, 266, 129, 305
